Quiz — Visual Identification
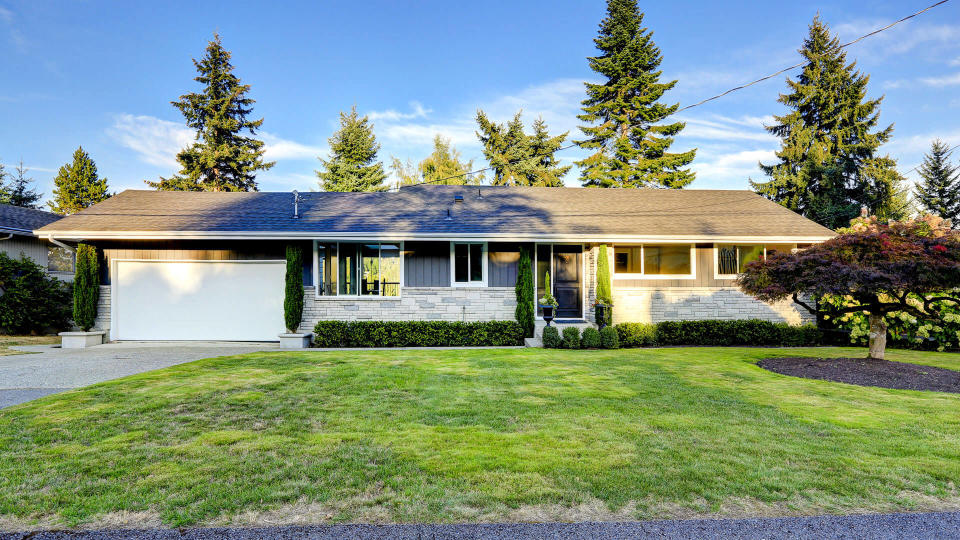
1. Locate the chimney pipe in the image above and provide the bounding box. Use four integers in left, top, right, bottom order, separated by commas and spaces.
292, 190, 300, 219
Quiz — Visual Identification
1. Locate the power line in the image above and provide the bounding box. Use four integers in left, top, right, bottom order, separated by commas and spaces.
904, 143, 960, 175
403, 0, 952, 189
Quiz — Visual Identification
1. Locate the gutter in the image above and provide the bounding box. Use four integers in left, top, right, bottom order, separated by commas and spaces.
47, 236, 76, 253
0, 233, 12, 241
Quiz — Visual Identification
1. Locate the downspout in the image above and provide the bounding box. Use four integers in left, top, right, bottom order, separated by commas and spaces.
47, 236, 76, 253
0, 233, 12, 241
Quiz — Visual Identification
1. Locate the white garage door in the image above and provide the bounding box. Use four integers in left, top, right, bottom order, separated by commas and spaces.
113, 260, 286, 341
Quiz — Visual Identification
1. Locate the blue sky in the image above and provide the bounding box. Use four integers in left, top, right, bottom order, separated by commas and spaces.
1, 0, 959, 200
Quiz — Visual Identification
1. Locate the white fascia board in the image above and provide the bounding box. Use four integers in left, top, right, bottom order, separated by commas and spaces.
36, 230, 836, 243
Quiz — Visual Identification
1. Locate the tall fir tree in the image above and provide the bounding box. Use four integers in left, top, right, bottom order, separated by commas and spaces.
317, 106, 387, 192
148, 34, 274, 192
576, 0, 695, 188
475, 110, 570, 186
390, 135, 483, 187
48, 147, 110, 215
752, 16, 907, 229
914, 139, 960, 224
2, 160, 43, 208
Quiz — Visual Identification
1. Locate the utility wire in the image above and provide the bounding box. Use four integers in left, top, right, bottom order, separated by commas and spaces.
402, 0, 952, 189
904, 142, 960, 175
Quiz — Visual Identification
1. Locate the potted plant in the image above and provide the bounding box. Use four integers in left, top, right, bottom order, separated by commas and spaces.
279, 245, 312, 349
539, 271, 559, 326
60, 243, 106, 348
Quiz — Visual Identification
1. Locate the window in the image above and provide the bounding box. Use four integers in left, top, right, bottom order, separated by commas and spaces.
613, 244, 693, 278
716, 244, 797, 277
47, 246, 74, 273
316, 242, 401, 297
452, 242, 485, 286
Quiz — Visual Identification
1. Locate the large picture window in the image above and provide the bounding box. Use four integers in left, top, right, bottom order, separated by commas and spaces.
451, 242, 486, 286
715, 244, 796, 277
613, 244, 694, 278
316, 242, 401, 297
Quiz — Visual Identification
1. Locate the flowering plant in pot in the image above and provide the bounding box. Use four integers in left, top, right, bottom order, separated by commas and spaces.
539, 272, 559, 326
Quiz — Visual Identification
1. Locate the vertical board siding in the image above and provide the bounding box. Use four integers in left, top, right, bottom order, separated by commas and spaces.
404, 241, 450, 287
0, 235, 48, 267
488, 242, 521, 287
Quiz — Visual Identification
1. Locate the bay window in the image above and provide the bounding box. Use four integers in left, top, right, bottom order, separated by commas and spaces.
613, 244, 694, 278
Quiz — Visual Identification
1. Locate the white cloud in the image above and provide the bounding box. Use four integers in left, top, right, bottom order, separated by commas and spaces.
951, 56, 960, 66
109, 114, 326, 169
920, 72, 960, 87
690, 149, 777, 188
676, 114, 776, 143
367, 102, 431, 122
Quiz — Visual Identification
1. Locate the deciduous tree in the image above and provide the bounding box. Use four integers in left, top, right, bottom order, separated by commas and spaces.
390, 135, 482, 187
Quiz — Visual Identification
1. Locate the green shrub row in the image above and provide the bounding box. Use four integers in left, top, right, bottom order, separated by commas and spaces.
542, 325, 620, 349
616, 319, 821, 347
0, 252, 71, 334
312, 320, 524, 348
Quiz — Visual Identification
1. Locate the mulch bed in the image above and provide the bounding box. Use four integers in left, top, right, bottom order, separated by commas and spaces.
757, 357, 960, 393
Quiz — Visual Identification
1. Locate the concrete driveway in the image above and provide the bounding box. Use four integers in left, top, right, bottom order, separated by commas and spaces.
0, 342, 279, 408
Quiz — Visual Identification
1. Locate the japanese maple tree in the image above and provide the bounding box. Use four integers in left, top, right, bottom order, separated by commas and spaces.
738, 215, 960, 359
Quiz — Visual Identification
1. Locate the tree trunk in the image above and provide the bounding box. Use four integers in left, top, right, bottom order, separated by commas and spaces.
867, 312, 887, 361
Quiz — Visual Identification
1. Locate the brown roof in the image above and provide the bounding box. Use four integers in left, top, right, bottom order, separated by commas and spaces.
35, 185, 835, 240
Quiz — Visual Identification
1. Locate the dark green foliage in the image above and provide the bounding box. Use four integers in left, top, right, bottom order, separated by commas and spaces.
580, 327, 601, 348
541, 326, 562, 349
390, 135, 483, 186
48, 147, 110, 215
600, 326, 620, 349
595, 244, 613, 325
576, 0, 695, 188
515, 246, 535, 338
752, 16, 908, 229
0, 252, 70, 333
614, 320, 821, 348
561, 327, 581, 349
317, 106, 387, 192
311, 320, 524, 348
148, 34, 274, 192
475, 111, 570, 186
915, 139, 960, 224
72, 244, 99, 331
0, 160, 43, 208
284, 245, 304, 333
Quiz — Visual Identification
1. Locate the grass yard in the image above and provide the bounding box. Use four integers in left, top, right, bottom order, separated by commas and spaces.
0, 335, 59, 356
2, 347, 960, 529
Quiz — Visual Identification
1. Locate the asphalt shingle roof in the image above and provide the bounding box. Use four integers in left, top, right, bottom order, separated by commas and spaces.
35, 185, 835, 239
0, 204, 62, 235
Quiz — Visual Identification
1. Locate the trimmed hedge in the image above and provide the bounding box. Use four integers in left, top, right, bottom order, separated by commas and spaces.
616, 319, 821, 348
542, 326, 561, 349
581, 327, 601, 349
600, 326, 619, 349
312, 320, 524, 348
562, 327, 581, 349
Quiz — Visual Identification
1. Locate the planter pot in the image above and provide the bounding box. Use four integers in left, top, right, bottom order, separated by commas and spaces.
595, 304, 610, 330
279, 332, 313, 349
59, 331, 105, 349
540, 305, 556, 326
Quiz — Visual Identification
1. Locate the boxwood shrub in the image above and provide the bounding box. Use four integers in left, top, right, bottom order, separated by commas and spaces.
312, 320, 523, 348
615, 319, 821, 348
600, 326, 620, 349
580, 326, 601, 349
542, 326, 561, 349
562, 327, 581, 349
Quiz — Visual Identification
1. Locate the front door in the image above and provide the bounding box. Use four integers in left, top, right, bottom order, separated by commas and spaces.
552, 245, 582, 319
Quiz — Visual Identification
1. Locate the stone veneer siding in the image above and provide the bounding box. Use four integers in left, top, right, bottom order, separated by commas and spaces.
298, 286, 516, 332
94, 285, 111, 336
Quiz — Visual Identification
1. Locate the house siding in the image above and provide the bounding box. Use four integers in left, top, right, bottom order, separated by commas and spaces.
0, 234, 73, 281
404, 241, 449, 287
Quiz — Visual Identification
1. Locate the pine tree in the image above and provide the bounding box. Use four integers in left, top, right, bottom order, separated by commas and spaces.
390, 135, 482, 187
0, 161, 7, 203
148, 34, 274, 192
752, 16, 907, 229
475, 110, 570, 186
576, 0, 695, 188
915, 139, 960, 223
48, 147, 110, 215
317, 106, 387, 192
3, 160, 43, 208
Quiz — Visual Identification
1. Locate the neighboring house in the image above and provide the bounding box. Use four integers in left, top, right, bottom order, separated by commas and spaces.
0, 203, 74, 281
34, 186, 834, 342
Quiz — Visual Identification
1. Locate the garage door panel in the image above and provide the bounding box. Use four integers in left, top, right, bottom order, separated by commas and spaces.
114, 260, 285, 341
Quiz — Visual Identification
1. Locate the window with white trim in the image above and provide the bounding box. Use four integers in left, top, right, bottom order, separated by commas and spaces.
451, 242, 486, 286
715, 244, 796, 277
316, 242, 401, 297
613, 244, 694, 278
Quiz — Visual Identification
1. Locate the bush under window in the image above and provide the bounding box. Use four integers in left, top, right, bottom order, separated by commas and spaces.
312, 320, 523, 348
0, 252, 71, 334
615, 319, 821, 348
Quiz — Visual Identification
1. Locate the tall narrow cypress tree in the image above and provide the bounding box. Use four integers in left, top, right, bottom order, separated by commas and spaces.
48, 147, 110, 215
317, 106, 387, 192
515, 246, 535, 338
576, 0, 695, 188
284, 245, 304, 333
915, 139, 960, 224
149, 34, 274, 192
73, 244, 99, 332
753, 16, 907, 229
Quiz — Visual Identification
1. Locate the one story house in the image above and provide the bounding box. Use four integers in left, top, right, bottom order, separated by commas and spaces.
34, 185, 834, 342
0, 203, 74, 281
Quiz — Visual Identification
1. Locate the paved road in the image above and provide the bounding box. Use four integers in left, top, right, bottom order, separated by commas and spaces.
0, 342, 278, 408
2, 512, 959, 539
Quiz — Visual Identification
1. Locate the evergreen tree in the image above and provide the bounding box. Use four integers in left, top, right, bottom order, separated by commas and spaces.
148, 34, 274, 192
576, 0, 695, 188
915, 139, 960, 223
3, 160, 43, 208
752, 16, 907, 229
0, 161, 7, 203
475, 110, 570, 186
48, 147, 110, 215
390, 135, 482, 187
317, 106, 387, 192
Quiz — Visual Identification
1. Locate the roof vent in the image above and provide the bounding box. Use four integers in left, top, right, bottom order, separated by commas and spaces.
476, 188, 483, 199
454, 195, 464, 204
445, 208, 453, 221
292, 190, 301, 219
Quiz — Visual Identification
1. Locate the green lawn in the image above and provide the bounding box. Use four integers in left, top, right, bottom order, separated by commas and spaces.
2, 347, 960, 529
